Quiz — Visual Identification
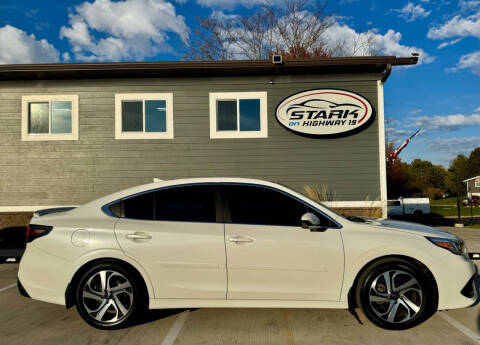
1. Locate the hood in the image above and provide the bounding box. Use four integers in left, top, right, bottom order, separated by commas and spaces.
362, 218, 457, 239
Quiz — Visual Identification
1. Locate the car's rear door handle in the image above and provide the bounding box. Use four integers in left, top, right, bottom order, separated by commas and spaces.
228, 236, 254, 244
126, 232, 152, 240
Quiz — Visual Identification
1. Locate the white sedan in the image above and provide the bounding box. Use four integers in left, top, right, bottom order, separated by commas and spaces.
18, 178, 477, 330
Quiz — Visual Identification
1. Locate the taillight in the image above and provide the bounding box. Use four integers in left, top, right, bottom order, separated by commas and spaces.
26, 224, 53, 243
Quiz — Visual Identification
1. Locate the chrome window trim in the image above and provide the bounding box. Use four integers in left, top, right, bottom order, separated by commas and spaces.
101, 182, 342, 229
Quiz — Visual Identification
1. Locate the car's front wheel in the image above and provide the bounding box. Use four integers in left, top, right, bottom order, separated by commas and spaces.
75, 262, 146, 329
356, 257, 437, 330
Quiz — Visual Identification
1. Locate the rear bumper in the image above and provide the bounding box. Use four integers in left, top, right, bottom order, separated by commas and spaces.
18, 244, 70, 306
17, 278, 30, 298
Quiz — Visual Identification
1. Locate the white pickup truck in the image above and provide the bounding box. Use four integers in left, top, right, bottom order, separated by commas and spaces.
387, 197, 430, 216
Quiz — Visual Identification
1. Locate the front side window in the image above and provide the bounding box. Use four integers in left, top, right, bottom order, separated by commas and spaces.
209, 92, 267, 139
120, 185, 217, 222
223, 184, 334, 227
21, 95, 78, 141
115, 93, 173, 139
475, 181, 480, 188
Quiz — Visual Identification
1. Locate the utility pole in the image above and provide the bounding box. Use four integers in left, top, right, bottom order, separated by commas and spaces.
448, 168, 461, 220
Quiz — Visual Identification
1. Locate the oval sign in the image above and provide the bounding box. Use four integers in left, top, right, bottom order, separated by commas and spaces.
276, 89, 375, 138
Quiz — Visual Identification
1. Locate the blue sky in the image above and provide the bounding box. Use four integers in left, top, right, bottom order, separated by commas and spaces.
0, 0, 478, 167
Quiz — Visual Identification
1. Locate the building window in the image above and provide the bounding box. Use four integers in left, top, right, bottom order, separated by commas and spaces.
115, 93, 174, 139
209, 92, 268, 139
475, 181, 480, 188
21, 95, 79, 141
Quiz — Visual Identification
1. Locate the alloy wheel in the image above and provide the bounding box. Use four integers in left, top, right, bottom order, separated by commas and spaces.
82, 270, 134, 324
368, 269, 423, 324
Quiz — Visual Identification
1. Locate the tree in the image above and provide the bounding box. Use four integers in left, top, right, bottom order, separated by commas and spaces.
386, 142, 408, 198
467, 147, 480, 177
446, 154, 470, 196
185, 0, 376, 60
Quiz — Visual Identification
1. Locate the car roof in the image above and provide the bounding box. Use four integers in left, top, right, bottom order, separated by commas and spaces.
81, 177, 287, 210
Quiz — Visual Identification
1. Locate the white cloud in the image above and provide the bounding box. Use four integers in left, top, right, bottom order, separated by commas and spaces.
60, 0, 188, 61
475, 106, 480, 112
386, 127, 412, 138
437, 38, 461, 49
196, 0, 271, 9
409, 109, 423, 114
459, 0, 480, 11
0, 25, 59, 64
429, 136, 480, 162
323, 22, 434, 64
448, 50, 480, 74
410, 113, 480, 130
427, 12, 480, 39
395, 2, 431, 22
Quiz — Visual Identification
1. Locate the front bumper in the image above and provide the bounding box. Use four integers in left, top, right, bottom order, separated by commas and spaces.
430, 253, 477, 310
460, 273, 478, 300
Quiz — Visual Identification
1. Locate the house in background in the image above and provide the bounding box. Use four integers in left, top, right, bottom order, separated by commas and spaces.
463, 176, 480, 198
0, 56, 417, 229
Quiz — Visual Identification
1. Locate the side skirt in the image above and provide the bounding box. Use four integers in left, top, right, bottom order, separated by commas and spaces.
149, 299, 348, 309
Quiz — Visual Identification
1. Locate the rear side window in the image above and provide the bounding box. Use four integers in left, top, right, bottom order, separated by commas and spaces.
154, 185, 216, 222
123, 192, 154, 220
387, 200, 401, 206
224, 185, 310, 227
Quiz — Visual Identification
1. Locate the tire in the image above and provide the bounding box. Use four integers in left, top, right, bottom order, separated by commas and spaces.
356, 257, 436, 330
413, 210, 423, 217
75, 262, 147, 329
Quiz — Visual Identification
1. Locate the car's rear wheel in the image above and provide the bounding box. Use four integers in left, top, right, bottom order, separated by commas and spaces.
356, 258, 436, 330
75, 262, 146, 329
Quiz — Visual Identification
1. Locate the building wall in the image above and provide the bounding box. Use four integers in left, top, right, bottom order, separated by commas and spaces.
0, 73, 382, 209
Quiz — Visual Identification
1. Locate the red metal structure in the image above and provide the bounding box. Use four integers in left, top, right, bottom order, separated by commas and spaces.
387, 129, 421, 164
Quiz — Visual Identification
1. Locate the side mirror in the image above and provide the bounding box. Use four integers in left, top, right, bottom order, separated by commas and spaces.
301, 212, 327, 232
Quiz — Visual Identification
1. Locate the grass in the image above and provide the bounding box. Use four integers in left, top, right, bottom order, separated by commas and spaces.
430, 197, 466, 206
430, 205, 480, 217
465, 224, 480, 228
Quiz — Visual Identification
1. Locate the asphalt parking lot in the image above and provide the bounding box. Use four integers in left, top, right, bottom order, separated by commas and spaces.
0, 226, 479, 345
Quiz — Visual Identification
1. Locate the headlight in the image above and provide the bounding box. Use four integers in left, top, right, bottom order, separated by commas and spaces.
427, 237, 468, 258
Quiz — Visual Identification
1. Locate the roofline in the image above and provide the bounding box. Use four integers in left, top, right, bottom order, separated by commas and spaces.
463, 176, 480, 182
0, 56, 418, 81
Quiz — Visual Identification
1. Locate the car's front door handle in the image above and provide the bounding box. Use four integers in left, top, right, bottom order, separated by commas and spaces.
228, 236, 254, 244
126, 232, 152, 240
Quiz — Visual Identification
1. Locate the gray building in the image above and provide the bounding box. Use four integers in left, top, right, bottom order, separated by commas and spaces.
463, 176, 480, 198
0, 56, 417, 228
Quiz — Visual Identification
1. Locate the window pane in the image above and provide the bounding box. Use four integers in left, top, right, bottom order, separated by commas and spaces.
155, 185, 216, 222
28, 103, 49, 134
239, 99, 260, 131
145, 100, 167, 132
51, 101, 72, 134
224, 185, 308, 226
122, 101, 143, 132
217, 100, 237, 131
123, 192, 154, 220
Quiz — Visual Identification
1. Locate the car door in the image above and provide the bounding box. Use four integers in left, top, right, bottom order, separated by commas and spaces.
114, 184, 227, 299
223, 184, 344, 301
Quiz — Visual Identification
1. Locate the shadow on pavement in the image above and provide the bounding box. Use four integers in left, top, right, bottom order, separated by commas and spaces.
132, 308, 195, 327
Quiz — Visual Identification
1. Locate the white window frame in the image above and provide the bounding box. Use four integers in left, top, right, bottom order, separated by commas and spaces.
21, 95, 79, 141
115, 93, 174, 140
209, 92, 268, 139
475, 181, 480, 188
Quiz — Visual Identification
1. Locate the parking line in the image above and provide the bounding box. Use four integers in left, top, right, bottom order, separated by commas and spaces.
438, 312, 480, 345
161, 310, 189, 345
0, 283, 16, 293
